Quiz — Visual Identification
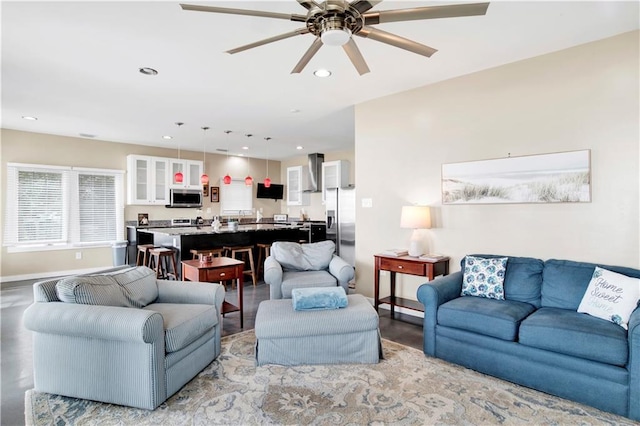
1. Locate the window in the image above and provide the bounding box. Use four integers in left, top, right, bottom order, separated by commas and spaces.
220, 179, 253, 216
4, 163, 124, 252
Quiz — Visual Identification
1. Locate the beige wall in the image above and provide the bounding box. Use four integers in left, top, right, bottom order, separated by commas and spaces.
0, 130, 282, 280
354, 31, 640, 300
280, 150, 355, 221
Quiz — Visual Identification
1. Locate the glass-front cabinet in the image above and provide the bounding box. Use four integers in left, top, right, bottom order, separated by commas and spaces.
170, 159, 203, 190
127, 155, 179, 205
322, 160, 350, 202
286, 165, 310, 206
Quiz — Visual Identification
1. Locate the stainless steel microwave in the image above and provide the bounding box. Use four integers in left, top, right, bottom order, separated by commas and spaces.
167, 188, 202, 208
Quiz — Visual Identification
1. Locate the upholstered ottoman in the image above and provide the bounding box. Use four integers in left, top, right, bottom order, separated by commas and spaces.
255, 294, 381, 366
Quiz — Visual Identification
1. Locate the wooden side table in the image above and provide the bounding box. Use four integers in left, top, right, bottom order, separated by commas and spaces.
374, 254, 450, 319
182, 257, 246, 328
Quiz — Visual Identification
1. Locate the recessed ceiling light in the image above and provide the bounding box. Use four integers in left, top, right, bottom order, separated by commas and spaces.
163, 135, 173, 140
296, 146, 303, 150
22, 116, 38, 121
313, 69, 332, 78
242, 146, 249, 150
290, 109, 301, 114
139, 67, 158, 76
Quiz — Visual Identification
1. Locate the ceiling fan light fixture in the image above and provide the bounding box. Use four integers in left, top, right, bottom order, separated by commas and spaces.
321, 27, 351, 46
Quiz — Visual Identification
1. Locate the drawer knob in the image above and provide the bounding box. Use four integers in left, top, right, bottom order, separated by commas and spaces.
398, 265, 403, 269
220, 272, 226, 276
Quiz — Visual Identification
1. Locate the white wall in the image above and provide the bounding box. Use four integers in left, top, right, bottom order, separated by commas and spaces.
354, 31, 640, 300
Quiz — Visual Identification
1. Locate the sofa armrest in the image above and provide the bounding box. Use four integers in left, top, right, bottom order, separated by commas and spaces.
329, 255, 355, 292
416, 271, 463, 356
627, 306, 640, 419
156, 280, 224, 313
23, 302, 164, 344
264, 256, 284, 299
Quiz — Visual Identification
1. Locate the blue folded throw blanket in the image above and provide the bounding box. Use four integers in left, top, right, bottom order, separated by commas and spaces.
292, 287, 348, 311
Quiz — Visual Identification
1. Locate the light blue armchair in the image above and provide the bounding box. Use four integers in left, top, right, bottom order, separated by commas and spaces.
22, 266, 224, 410
264, 240, 355, 299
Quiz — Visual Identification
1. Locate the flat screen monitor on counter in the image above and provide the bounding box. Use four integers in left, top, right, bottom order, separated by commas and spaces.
256, 183, 284, 200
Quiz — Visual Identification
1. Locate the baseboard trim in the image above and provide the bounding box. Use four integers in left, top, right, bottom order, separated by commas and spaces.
364, 296, 425, 319
0, 266, 114, 284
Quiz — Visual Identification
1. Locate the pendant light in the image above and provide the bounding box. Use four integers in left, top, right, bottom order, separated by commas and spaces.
200, 126, 210, 185
174, 122, 184, 184
244, 134, 253, 186
263, 137, 272, 188
223, 130, 232, 185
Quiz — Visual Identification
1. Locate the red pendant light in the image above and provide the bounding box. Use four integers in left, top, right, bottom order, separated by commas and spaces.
245, 175, 253, 186
200, 126, 210, 185
223, 130, 232, 184
263, 136, 272, 187
174, 122, 184, 184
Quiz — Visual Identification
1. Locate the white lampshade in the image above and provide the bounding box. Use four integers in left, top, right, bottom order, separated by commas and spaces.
400, 206, 432, 230
321, 28, 351, 46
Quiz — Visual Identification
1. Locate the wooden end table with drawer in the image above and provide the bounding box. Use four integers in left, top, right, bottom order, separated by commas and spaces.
374, 254, 450, 319
182, 257, 245, 328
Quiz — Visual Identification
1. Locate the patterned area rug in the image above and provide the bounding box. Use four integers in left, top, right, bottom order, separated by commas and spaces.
26, 330, 633, 425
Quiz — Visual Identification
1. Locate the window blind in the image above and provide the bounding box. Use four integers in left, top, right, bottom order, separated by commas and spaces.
4, 163, 124, 250
220, 178, 253, 215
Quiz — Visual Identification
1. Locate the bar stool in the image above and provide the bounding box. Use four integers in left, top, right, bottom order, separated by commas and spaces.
136, 244, 155, 267
190, 248, 224, 261
256, 243, 271, 280
223, 245, 257, 286
148, 247, 178, 280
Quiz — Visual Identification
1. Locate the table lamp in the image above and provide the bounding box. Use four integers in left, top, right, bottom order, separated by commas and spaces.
400, 205, 432, 257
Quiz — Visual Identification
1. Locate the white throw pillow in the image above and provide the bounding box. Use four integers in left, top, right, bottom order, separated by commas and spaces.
461, 255, 508, 300
577, 267, 640, 329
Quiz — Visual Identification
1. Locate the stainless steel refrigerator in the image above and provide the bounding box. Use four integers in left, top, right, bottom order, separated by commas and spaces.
325, 186, 356, 267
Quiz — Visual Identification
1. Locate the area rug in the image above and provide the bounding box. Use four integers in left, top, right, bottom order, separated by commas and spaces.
26, 330, 634, 425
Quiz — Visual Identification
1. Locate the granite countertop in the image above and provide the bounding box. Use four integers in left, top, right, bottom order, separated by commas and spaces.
138, 223, 305, 236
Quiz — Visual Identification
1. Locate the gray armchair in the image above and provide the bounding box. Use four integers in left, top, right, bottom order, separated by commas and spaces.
22, 266, 224, 410
264, 240, 355, 299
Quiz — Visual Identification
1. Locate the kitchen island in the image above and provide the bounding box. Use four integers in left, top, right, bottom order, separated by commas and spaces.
137, 224, 318, 279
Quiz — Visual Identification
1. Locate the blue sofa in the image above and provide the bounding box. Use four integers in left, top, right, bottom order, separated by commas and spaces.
417, 255, 640, 420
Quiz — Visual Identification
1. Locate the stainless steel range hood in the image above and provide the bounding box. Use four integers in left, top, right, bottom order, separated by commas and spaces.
304, 153, 324, 192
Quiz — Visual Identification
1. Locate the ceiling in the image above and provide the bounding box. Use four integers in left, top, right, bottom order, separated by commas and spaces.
2, 1, 638, 160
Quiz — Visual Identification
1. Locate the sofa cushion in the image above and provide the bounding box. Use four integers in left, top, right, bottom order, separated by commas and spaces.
56, 275, 129, 307
542, 259, 640, 310
577, 267, 640, 330
519, 307, 628, 366
461, 256, 507, 300
464, 254, 544, 307
271, 240, 335, 271
438, 296, 536, 341
281, 270, 337, 298
109, 266, 158, 308
144, 303, 218, 353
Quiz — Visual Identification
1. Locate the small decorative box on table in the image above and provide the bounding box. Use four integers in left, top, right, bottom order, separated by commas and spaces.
374, 254, 450, 319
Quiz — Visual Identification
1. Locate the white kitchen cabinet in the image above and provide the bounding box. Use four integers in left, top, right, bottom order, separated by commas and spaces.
322, 160, 350, 202
169, 159, 203, 190
127, 155, 170, 205
286, 165, 310, 206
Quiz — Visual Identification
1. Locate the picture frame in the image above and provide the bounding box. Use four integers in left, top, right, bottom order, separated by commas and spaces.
137, 213, 149, 226
211, 186, 219, 202
442, 149, 591, 205
203, 183, 209, 197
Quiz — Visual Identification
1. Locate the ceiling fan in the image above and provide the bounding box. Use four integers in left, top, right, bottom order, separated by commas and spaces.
181, 1, 489, 75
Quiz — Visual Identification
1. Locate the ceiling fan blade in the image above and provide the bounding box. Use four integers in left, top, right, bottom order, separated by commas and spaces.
342, 39, 370, 75
297, 0, 321, 10
364, 2, 489, 25
180, 4, 307, 23
291, 38, 323, 74
357, 26, 437, 57
227, 28, 310, 54
350, 0, 382, 14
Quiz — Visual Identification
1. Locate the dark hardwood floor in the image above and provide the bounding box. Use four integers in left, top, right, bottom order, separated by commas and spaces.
1, 279, 424, 426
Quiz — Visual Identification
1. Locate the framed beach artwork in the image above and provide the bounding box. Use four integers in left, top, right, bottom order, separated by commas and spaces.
442, 150, 591, 204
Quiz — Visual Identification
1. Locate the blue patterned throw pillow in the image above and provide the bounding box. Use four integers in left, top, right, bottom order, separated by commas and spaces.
461, 256, 508, 300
